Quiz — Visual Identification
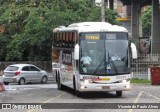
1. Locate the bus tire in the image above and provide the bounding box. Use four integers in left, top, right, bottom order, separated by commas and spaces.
73, 77, 81, 97
57, 73, 63, 90
55, 72, 58, 82
116, 91, 122, 97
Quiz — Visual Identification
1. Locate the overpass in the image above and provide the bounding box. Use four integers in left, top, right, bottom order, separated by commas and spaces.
121, 0, 151, 7
120, 0, 160, 54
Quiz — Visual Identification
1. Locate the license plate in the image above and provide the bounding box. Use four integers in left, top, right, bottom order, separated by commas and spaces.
102, 86, 110, 89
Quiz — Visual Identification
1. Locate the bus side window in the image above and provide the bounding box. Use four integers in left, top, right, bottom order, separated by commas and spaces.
75, 32, 78, 44
56, 33, 60, 47
59, 33, 62, 47
66, 32, 70, 48
68, 32, 72, 48
71, 32, 74, 48
61, 32, 64, 47
63, 32, 66, 47
54, 33, 58, 47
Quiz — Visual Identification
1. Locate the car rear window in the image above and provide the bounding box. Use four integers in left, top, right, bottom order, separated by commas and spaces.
5, 66, 19, 71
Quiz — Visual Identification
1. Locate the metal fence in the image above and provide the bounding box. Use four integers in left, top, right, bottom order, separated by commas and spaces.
131, 54, 160, 79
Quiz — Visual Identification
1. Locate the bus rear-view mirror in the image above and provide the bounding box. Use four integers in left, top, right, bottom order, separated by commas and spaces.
131, 43, 137, 59
74, 44, 79, 60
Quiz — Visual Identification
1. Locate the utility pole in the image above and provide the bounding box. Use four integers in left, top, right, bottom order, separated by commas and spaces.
101, 0, 105, 22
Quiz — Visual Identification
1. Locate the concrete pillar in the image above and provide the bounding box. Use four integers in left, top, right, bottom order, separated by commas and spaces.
131, 0, 140, 51
151, 0, 160, 54
109, 0, 114, 10
101, 0, 105, 22
139, 11, 143, 37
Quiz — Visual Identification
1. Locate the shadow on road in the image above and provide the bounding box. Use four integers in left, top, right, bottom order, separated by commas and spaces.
61, 85, 122, 99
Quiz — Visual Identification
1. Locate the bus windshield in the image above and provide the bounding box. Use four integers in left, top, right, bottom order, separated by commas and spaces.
79, 32, 130, 76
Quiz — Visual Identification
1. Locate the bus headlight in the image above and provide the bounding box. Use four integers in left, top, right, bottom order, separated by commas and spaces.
84, 80, 89, 84
80, 79, 92, 83
80, 86, 85, 89
122, 80, 127, 83
119, 79, 130, 83
126, 84, 130, 89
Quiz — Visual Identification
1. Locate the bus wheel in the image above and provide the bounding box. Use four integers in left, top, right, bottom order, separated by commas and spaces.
76, 91, 82, 97
73, 77, 81, 97
57, 74, 62, 90
116, 91, 122, 97
55, 72, 58, 82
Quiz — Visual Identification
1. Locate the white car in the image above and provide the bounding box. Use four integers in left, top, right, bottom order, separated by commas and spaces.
3, 64, 48, 85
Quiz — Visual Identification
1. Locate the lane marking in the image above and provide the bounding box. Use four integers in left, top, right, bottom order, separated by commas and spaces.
142, 91, 160, 101
128, 90, 160, 112
133, 91, 142, 103
27, 92, 65, 112
128, 91, 142, 112
43, 92, 65, 103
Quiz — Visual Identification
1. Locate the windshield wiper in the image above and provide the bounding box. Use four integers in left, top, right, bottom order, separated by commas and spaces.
108, 51, 118, 74
109, 57, 118, 74
93, 58, 105, 74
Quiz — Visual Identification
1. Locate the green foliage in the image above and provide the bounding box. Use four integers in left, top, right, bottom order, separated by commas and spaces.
6, 34, 23, 61
105, 9, 120, 25
0, 0, 120, 61
142, 6, 152, 36
0, 33, 9, 61
131, 78, 151, 83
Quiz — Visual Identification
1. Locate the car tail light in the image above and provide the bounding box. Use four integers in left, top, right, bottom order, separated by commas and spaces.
15, 71, 20, 76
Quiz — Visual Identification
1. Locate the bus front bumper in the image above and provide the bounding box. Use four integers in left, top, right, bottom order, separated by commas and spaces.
78, 81, 131, 92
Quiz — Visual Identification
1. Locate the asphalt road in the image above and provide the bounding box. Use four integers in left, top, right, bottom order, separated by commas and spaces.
1, 81, 160, 112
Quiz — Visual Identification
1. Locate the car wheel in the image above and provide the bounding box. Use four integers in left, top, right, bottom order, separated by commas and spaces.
41, 76, 48, 84
4, 82, 9, 85
18, 78, 25, 85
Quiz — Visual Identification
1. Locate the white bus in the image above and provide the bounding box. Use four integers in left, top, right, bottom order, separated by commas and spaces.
52, 22, 137, 97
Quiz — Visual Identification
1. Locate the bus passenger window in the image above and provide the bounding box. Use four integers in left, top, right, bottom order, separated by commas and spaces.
74, 32, 78, 48
66, 33, 70, 48
71, 32, 74, 48
59, 33, 63, 47
55, 33, 58, 47
68, 32, 72, 48
62, 32, 66, 47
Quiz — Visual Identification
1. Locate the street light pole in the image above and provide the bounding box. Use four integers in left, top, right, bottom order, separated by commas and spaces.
101, 0, 105, 22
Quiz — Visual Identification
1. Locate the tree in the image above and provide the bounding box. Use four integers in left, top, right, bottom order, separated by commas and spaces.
0, 0, 120, 61
142, 6, 152, 36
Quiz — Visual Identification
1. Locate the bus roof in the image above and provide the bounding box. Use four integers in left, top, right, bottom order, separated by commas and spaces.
53, 22, 128, 33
